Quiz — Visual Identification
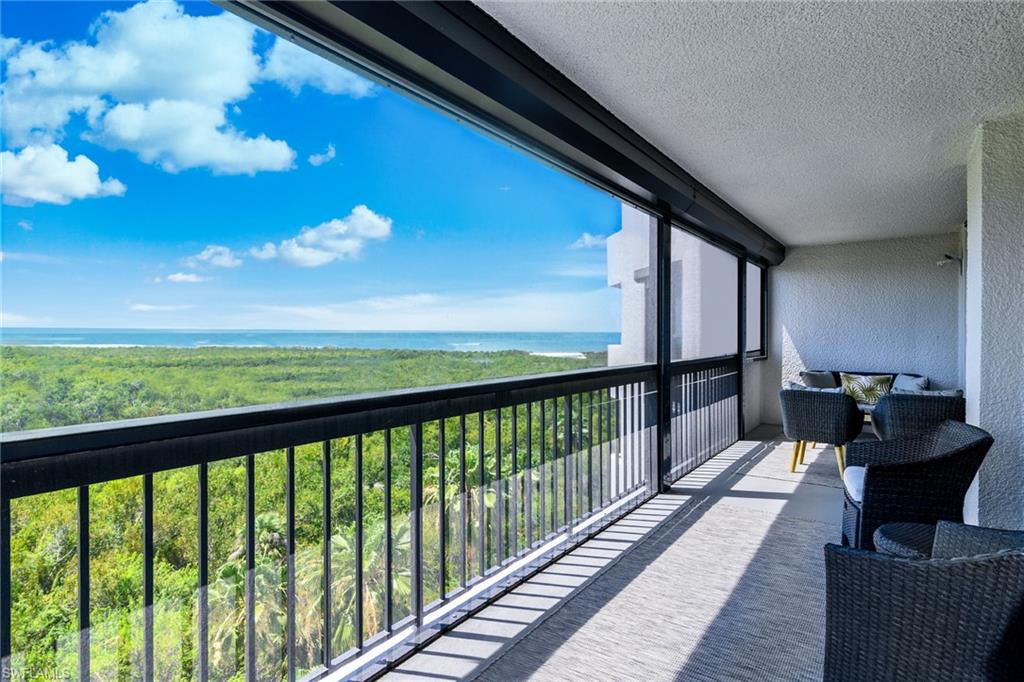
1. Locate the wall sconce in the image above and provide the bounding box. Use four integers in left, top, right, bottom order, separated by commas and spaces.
937, 253, 963, 273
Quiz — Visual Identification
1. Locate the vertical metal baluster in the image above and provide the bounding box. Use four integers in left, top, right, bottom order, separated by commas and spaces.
286, 448, 296, 682
602, 391, 610, 497
78, 485, 90, 682
245, 454, 256, 681
705, 370, 710, 463
384, 432, 392, 632
551, 398, 558, 530
438, 418, 447, 599
597, 390, 604, 507
525, 403, 533, 547
196, 463, 209, 682
495, 408, 503, 565
563, 395, 571, 528
410, 424, 424, 623
477, 412, 485, 573
539, 400, 546, 538
690, 374, 695, 469
510, 406, 518, 557
0, 495, 9, 680
355, 435, 364, 648
322, 441, 333, 662
143, 473, 154, 682
458, 416, 467, 587
622, 382, 630, 489
576, 393, 583, 516
588, 391, 594, 513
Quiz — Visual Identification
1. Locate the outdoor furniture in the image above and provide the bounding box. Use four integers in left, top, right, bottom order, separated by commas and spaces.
840, 420, 992, 550
874, 520, 1024, 560
800, 370, 927, 415
779, 389, 863, 474
871, 392, 965, 440
824, 542, 1024, 681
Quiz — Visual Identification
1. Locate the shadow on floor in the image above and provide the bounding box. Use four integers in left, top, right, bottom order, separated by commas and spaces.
471, 427, 847, 681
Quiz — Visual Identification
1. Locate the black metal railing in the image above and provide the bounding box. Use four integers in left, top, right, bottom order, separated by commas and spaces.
665, 356, 741, 483
0, 360, 732, 681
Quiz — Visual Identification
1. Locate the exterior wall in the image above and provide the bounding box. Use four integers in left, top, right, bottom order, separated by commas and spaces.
606, 205, 657, 366
743, 357, 763, 434
607, 207, 764, 432
965, 114, 1024, 529
761, 233, 961, 425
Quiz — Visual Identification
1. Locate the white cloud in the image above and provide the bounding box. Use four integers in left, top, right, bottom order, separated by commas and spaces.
308, 143, 335, 167
1, 0, 261, 147
185, 245, 241, 269
17, 220, 33, 231
0, 310, 52, 326
249, 242, 277, 260
262, 38, 376, 97
165, 272, 207, 283
553, 264, 607, 279
0, 251, 63, 264
245, 289, 619, 332
89, 99, 295, 174
569, 232, 608, 249
265, 205, 392, 267
130, 303, 194, 312
0, 144, 125, 206
1, 0, 295, 175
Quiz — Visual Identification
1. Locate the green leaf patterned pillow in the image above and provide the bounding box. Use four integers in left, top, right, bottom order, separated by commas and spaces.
840, 373, 892, 405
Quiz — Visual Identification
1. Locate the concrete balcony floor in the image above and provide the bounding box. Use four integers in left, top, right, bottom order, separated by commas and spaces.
384, 425, 849, 681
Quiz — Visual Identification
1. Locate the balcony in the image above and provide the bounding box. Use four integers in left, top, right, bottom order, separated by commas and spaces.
387, 426, 839, 682
1, 358, 742, 680
2, 1, 1022, 681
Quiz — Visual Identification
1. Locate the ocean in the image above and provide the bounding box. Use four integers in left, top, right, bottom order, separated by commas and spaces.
1, 328, 619, 354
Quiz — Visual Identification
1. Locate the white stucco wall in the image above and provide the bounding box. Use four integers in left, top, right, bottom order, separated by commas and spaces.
743, 358, 763, 434
965, 114, 1024, 529
607, 205, 657, 366
760, 233, 961, 425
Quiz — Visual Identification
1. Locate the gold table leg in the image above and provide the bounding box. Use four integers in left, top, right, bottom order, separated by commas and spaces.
790, 440, 805, 472
835, 444, 846, 475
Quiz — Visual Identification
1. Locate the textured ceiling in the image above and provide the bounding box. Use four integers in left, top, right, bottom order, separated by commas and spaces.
478, 1, 1024, 246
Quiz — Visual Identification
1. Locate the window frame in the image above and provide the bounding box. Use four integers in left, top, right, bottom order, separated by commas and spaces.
744, 261, 768, 360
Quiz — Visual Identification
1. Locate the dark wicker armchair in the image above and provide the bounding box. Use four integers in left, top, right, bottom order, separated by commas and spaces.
779, 389, 863, 474
841, 420, 992, 550
872, 393, 966, 440
824, 543, 1024, 682
874, 520, 1024, 560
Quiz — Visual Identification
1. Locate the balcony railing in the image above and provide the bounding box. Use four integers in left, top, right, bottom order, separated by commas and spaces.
0, 356, 739, 680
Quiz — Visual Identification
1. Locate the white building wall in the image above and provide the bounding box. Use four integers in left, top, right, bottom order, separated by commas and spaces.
965, 114, 1024, 529
760, 233, 961, 425
606, 205, 656, 366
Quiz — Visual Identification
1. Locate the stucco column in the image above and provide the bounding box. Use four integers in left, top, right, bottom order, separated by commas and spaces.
964, 112, 1024, 529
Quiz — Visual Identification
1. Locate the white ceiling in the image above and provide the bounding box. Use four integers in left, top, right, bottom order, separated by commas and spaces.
478, 1, 1024, 246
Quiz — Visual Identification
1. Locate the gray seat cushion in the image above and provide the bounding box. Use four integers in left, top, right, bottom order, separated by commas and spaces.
799, 370, 837, 388
842, 466, 865, 503
892, 373, 929, 392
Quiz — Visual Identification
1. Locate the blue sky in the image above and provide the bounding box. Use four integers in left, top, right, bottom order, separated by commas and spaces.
0, 0, 624, 332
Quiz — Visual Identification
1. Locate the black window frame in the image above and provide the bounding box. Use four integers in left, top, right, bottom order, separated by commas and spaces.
744, 262, 768, 360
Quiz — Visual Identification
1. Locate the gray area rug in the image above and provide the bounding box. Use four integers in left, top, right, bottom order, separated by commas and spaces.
476, 439, 837, 681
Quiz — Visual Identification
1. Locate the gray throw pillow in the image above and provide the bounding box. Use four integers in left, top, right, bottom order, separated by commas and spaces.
799, 371, 837, 389
784, 381, 844, 393
893, 373, 929, 391
891, 387, 963, 397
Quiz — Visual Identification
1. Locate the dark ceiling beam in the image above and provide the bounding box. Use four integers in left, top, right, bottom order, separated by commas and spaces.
225, 0, 785, 265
